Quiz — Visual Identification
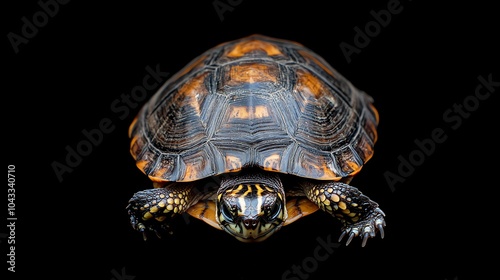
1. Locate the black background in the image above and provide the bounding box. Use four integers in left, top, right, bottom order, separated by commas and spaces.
4, 1, 498, 279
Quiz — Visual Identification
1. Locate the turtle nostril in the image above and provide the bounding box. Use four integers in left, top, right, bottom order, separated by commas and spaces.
243, 218, 258, 228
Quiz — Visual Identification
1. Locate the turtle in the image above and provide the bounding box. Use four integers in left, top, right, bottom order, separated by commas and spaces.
126, 34, 386, 246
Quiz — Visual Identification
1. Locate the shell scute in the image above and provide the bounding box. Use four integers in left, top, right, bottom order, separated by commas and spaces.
129, 34, 378, 182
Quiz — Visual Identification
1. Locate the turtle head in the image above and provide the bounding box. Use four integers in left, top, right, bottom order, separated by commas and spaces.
216, 172, 287, 242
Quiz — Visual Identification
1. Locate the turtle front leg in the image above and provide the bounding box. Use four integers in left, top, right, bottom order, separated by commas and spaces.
126, 182, 199, 240
299, 180, 386, 247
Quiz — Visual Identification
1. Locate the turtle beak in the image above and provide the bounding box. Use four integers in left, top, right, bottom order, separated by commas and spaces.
238, 215, 285, 242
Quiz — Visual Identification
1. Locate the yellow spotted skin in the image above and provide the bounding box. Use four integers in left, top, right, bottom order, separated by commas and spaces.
299, 179, 386, 246
127, 182, 202, 239
305, 182, 365, 224
127, 170, 386, 246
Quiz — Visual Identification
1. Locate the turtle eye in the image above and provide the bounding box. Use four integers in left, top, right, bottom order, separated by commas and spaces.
265, 203, 282, 221
221, 202, 236, 222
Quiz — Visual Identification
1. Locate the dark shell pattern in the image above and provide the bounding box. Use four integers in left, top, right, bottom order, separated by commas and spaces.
129, 34, 379, 182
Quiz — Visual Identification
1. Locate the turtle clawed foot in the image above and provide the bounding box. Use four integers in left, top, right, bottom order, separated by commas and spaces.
126, 198, 173, 241
128, 210, 173, 240
338, 208, 386, 247
127, 204, 149, 240
137, 224, 172, 241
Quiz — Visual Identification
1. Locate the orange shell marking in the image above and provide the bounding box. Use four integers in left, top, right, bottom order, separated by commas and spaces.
229, 105, 270, 119
296, 70, 327, 98
136, 160, 149, 174
129, 135, 140, 159
228, 63, 278, 85
226, 39, 282, 57
370, 104, 380, 125
177, 73, 209, 115
183, 164, 199, 182
225, 155, 243, 172
317, 164, 340, 180
128, 116, 138, 138
263, 154, 281, 171
150, 167, 170, 182
298, 49, 336, 77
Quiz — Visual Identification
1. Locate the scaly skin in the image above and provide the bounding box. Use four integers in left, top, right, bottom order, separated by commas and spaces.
299, 180, 386, 247
127, 173, 387, 247
126, 182, 200, 240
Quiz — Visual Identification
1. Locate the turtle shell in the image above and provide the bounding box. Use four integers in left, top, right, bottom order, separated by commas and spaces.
129, 34, 378, 183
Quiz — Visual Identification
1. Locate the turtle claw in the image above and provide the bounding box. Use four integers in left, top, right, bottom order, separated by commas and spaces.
338, 231, 346, 242
377, 223, 385, 239
131, 216, 149, 241
346, 232, 356, 246
141, 228, 148, 241
339, 228, 358, 246
132, 219, 169, 241
154, 230, 162, 239
339, 207, 386, 247
128, 207, 147, 233
362, 232, 370, 247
